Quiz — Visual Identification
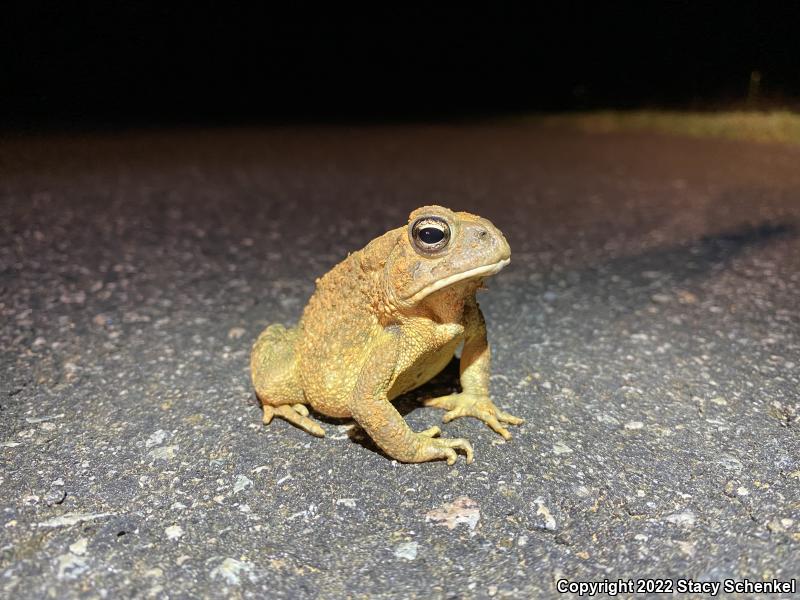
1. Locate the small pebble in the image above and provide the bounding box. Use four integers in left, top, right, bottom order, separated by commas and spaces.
233, 474, 253, 494
228, 327, 246, 339
45, 488, 67, 506
145, 430, 168, 449
69, 538, 88, 555
552, 442, 573, 455
665, 511, 696, 527
394, 541, 418, 560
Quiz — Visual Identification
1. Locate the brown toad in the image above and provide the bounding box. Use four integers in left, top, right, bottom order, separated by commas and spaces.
250, 205, 522, 464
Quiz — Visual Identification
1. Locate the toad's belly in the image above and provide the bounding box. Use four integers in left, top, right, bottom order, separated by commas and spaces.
301, 340, 460, 417
388, 337, 462, 400
299, 322, 463, 417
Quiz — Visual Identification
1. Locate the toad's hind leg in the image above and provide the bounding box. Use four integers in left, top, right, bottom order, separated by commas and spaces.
250, 324, 325, 437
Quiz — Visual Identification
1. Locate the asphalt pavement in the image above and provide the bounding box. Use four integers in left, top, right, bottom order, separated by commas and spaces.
1, 123, 799, 598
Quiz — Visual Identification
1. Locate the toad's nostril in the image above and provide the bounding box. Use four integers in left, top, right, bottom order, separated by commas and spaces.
476, 228, 488, 239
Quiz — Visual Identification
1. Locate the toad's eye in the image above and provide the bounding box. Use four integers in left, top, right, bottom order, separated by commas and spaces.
411, 217, 451, 253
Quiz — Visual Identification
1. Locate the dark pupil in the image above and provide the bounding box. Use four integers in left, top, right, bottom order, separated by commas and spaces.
419, 227, 444, 244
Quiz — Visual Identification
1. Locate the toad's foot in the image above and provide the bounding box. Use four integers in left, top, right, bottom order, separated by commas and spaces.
411, 427, 474, 465
424, 393, 523, 440
418, 425, 442, 438
262, 403, 326, 438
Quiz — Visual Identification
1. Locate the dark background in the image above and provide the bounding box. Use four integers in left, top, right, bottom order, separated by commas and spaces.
3, 3, 800, 129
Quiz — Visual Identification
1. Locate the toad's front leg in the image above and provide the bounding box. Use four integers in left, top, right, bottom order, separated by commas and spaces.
352, 340, 473, 465
425, 300, 523, 439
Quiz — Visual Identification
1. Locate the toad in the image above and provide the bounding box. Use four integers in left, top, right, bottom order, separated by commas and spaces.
251, 205, 522, 464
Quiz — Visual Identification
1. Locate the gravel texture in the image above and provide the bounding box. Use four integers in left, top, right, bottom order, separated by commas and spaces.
1, 124, 799, 598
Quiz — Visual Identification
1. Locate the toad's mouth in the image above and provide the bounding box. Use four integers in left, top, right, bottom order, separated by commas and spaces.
406, 258, 511, 304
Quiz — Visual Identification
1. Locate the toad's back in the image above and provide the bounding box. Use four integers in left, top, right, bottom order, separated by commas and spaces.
296, 234, 396, 416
